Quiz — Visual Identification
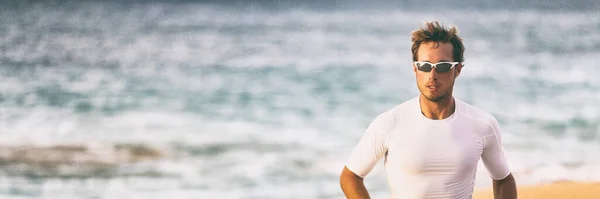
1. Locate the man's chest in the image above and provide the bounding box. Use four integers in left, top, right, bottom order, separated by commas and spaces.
384, 123, 483, 176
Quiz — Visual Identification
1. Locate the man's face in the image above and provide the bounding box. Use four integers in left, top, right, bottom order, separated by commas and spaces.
414, 41, 462, 102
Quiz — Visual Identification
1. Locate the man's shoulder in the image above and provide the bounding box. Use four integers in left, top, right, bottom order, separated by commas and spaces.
456, 98, 497, 124
456, 99, 502, 137
372, 97, 418, 123
383, 97, 419, 115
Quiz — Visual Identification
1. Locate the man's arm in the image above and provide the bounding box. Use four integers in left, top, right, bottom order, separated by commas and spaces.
481, 116, 517, 199
340, 110, 395, 199
340, 166, 370, 199
492, 173, 517, 199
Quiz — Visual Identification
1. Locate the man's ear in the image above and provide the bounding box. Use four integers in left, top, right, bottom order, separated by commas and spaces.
413, 63, 417, 73
454, 63, 463, 78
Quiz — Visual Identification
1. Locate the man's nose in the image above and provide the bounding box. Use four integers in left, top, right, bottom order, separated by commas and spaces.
428, 68, 438, 79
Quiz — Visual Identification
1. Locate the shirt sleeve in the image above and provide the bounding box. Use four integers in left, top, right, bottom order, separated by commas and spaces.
481, 116, 511, 180
345, 111, 395, 178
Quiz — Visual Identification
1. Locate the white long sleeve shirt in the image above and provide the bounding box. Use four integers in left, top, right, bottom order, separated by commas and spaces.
346, 97, 511, 199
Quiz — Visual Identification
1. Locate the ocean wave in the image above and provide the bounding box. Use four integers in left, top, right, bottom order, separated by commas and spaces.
0, 143, 169, 178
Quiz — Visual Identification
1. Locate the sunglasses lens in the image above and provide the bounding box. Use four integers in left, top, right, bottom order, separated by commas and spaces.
435, 63, 453, 73
416, 63, 432, 72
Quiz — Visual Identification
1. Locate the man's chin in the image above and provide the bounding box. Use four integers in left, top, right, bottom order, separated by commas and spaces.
423, 94, 446, 102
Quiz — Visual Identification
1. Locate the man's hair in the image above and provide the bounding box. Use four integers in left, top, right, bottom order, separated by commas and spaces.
411, 21, 465, 62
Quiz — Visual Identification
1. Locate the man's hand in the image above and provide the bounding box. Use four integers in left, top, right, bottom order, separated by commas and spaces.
493, 173, 517, 199
340, 166, 371, 199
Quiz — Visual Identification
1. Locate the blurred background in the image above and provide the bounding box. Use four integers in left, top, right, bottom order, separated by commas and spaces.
1, 0, 600, 198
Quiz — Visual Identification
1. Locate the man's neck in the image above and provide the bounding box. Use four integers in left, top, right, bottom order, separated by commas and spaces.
419, 95, 456, 120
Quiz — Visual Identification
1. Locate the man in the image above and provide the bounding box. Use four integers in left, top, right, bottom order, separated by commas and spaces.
339, 21, 517, 199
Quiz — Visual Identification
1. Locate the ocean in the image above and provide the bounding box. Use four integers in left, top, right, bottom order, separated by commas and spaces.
1, 1, 600, 198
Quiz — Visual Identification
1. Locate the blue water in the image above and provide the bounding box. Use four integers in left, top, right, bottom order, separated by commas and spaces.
1, 1, 600, 198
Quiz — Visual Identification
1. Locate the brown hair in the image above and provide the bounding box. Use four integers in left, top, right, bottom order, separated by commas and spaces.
411, 21, 465, 62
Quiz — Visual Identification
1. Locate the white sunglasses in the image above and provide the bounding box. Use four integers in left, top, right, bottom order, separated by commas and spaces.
414, 61, 463, 73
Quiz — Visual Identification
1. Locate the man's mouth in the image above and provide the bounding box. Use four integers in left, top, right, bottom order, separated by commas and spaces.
427, 85, 438, 91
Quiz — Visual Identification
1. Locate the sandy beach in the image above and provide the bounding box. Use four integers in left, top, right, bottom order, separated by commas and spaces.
473, 181, 600, 199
